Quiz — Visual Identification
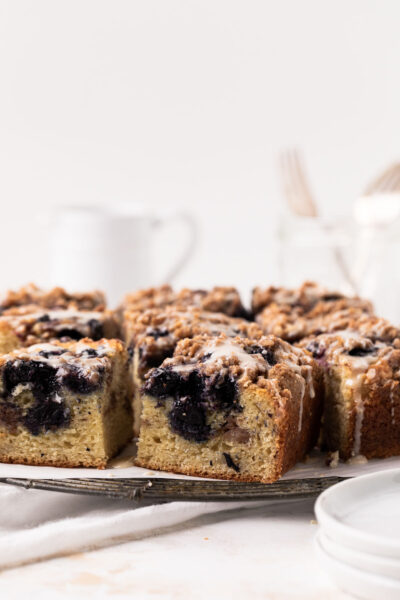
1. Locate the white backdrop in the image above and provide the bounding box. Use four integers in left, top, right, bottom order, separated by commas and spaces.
0, 0, 399, 300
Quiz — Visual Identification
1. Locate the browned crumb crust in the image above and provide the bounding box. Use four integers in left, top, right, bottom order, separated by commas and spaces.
252, 281, 373, 315
0, 284, 106, 313
121, 285, 248, 318
134, 457, 280, 482
0, 455, 107, 469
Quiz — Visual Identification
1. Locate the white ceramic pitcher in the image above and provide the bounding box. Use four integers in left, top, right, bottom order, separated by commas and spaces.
48, 204, 197, 306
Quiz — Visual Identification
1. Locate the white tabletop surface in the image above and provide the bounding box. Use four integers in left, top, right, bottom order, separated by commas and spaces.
0, 498, 351, 600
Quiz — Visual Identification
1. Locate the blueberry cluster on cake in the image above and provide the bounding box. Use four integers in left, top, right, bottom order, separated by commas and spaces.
122, 306, 263, 434
0, 339, 132, 467
136, 334, 323, 482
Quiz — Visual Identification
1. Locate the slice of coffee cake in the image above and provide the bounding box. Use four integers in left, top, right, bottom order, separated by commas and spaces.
136, 334, 322, 482
0, 339, 133, 468
121, 285, 248, 318
0, 307, 119, 353
253, 283, 373, 342
302, 331, 400, 460
0, 284, 106, 314
251, 281, 372, 315
123, 307, 263, 435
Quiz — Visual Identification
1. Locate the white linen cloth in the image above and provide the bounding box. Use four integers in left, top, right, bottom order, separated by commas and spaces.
3, 453, 400, 570
0, 483, 270, 570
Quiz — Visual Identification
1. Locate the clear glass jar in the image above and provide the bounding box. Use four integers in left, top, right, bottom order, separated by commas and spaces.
277, 214, 400, 322
277, 215, 356, 296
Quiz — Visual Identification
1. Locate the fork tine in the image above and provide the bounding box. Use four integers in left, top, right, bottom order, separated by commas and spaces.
279, 150, 303, 215
290, 149, 318, 217
364, 163, 400, 194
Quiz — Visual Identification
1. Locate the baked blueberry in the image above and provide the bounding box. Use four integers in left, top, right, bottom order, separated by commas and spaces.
168, 397, 210, 442
24, 399, 70, 435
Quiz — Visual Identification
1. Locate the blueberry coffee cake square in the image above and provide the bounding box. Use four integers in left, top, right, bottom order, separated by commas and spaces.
252, 282, 373, 342
251, 281, 372, 316
0, 307, 119, 354
122, 306, 263, 435
121, 285, 248, 318
0, 284, 106, 314
135, 334, 323, 482
0, 338, 133, 468
302, 331, 400, 460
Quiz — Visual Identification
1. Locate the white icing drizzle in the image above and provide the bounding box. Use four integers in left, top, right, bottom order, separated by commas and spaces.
297, 376, 305, 432
201, 339, 267, 373
320, 331, 387, 457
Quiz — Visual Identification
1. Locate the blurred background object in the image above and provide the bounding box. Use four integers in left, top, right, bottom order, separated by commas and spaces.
1, 0, 400, 316
48, 205, 197, 306
278, 149, 356, 295
353, 163, 400, 321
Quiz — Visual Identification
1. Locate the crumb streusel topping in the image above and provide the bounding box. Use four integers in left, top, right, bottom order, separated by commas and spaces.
252, 281, 373, 316
0, 284, 106, 313
122, 285, 247, 318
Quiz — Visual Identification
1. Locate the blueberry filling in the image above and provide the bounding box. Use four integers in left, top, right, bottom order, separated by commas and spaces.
244, 344, 276, 366
138, 345, 174, 375
57, 328, 85, 341
62, 365, 104, 394
233, 307, 252, 320
37, 314, 51, 322
168, 397, 210, 442
143, 367, 240, 442
3, 360, 59, 400
78, 348, 98, 358
146, 328, 170, 340
348, 346, 377, 357
321, 294, 343, 302
38, 349, 67, 359
223, 452, 240, 472
143, 367, 183, 400
87, 319, 103, 340
1, 360, 71, 435
23, 399, 71, 435
306, 341, 325, 360
199, 353, 212, 363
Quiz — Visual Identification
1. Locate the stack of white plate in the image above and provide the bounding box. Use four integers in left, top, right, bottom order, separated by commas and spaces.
315, 469, 400, 599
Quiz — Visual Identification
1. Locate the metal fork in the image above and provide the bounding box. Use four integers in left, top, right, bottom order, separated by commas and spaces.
279, 148, 357, 294
364, 162, 400, 195
279, 149, 318, 217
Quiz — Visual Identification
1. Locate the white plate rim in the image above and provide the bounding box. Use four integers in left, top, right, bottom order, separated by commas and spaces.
315, 468, 400, 557
314, 532, 400, 598
317, 530, 400, 580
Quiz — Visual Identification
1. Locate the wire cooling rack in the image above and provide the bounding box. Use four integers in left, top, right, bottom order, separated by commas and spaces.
0, 475, 347, 503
